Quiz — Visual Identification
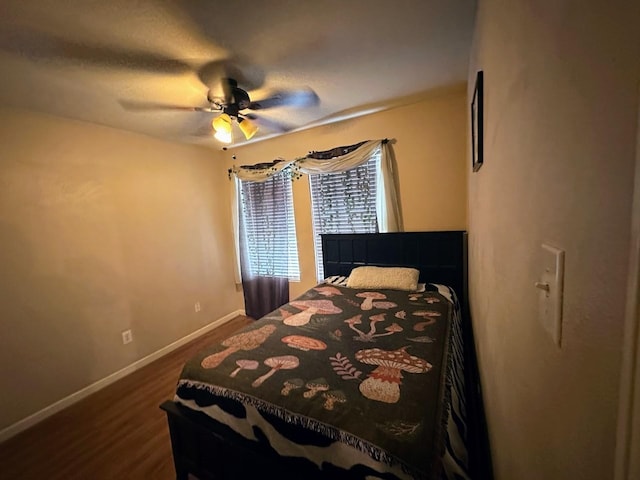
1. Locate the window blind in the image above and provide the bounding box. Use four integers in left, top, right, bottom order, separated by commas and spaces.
309, 151, 379, 280
239, 173, 300, 280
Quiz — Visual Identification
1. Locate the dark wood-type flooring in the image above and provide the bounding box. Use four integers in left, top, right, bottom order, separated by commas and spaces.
0, 316, 252, 480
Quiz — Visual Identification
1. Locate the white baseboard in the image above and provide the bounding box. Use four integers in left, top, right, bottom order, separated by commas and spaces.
0, 309, 245, 444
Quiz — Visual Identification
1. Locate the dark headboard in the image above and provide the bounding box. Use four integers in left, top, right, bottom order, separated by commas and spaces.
321, 231, 468, 309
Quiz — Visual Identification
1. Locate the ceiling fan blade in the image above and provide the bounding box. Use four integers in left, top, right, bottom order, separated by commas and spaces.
242, 113, 293, 133
248, 88, 319, 110
204, 78, 239, 107
221, 77, 235, 105
118, 100, 219, 113
199, 59, 265, 102
0, 26, 191, 74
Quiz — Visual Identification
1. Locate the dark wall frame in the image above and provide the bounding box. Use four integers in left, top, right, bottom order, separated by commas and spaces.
472, 70, 484, 172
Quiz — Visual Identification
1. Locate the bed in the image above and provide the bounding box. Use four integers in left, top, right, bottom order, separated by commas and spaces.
161, 231, 490, 480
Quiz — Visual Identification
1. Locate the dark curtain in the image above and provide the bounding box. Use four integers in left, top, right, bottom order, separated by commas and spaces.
307, 140, 369, 159
240, 276, 289, 320
238, 180, 290, 320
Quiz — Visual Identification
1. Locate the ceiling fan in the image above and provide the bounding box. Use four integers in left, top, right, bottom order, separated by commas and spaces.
0, 24, 320, 143
208, 77, 319, 143
120, 76, 319, 144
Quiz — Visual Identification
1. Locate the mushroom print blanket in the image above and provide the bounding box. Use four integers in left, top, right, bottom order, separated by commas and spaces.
175, 283, 468, 480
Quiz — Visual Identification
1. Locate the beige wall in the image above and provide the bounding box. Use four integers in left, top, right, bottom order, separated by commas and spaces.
227, 89, 468, 298
468, 1, 640, 479
0, 108, 242, 431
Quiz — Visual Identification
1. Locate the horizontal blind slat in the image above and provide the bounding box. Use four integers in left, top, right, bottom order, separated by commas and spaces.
309, 153, 380, 280
240, 173, 300, 280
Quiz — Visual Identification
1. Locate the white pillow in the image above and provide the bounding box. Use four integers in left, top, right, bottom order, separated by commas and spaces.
346, 266, 420, 291
323, 275, 426, 292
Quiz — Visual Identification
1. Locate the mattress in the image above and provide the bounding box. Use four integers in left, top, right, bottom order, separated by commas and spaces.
174, 282, 470, 479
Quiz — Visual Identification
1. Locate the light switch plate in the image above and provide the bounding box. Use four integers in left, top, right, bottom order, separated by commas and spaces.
538, 244, 565, 347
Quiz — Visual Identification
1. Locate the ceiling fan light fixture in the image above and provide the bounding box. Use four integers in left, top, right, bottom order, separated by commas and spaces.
214, 129, 232, 143
238, 117, 258, 140
212, 113, 232, 133
212, 113, 233, 143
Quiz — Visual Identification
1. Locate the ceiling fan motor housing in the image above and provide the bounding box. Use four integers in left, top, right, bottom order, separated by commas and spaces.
232, 86, 251, 110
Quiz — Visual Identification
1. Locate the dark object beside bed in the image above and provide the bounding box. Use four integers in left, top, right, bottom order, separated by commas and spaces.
160, 231, 491, 479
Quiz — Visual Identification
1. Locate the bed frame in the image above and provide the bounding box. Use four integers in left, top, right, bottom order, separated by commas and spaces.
160, 231, 492, 479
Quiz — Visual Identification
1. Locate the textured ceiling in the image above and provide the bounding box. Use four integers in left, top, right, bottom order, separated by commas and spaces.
0, 0, 476, 149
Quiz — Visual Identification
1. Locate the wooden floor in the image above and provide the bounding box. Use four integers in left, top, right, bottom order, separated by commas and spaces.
0, 316, 252, 480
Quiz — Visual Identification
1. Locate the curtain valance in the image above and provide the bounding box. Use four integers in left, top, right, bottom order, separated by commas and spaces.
229, 139, 389, 182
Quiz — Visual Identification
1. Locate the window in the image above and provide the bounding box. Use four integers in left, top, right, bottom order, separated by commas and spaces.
309, 150, 380, 280
239, 173, 300, 280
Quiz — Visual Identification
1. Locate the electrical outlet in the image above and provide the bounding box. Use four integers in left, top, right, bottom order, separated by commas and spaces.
194, 301, 201, 313
122, 329, 133, 345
